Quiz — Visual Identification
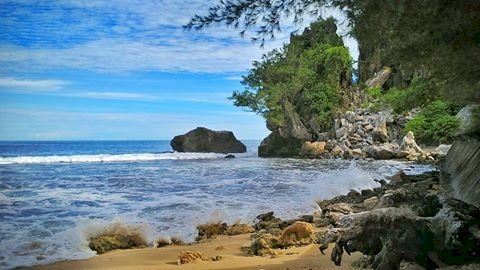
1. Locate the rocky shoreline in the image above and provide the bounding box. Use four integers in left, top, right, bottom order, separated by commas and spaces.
83, 167, 479, 270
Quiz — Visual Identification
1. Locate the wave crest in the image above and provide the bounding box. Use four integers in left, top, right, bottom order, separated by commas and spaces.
0, 152, 244, 164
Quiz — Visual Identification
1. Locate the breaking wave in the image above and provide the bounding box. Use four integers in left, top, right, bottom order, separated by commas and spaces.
0, 152, 251, 165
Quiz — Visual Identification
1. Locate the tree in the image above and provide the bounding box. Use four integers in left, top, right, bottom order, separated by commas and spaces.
186, 0, 480, 104
229, 18, 352, 131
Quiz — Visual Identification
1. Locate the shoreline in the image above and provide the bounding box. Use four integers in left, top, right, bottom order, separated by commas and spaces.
29, 234, 360, 270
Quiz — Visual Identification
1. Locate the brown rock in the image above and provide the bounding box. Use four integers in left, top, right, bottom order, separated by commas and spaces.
300, 141, 326, 156
278, 221, 316, 247
177, 251, 208, 265
225, 223, 255, 235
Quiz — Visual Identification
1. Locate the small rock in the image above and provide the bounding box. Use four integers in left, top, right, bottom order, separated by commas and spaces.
390, 170, 408, 185
336, 127, 349, 139
331, 145, 345, 157
177, 251, 208, 265
345, 111, 356, 123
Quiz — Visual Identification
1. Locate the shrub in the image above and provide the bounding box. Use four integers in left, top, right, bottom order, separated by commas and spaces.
430, 115, 459, 143
382, 78, 433, 113
367, 87, 383, 99
404, 100, 459, 144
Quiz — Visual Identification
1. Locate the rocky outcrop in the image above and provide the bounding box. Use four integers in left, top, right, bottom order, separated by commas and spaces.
171, 127, 246, 153
315, 171, 480, 269
441, 135, 480, 208
258, 130, 302, 157
440, 105, 480, 208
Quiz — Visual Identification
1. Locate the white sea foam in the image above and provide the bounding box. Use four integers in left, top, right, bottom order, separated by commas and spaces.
0, 157, 435, 269
0, 218, 157, 269
0, 152, 251, 165
0, 193, 11, 205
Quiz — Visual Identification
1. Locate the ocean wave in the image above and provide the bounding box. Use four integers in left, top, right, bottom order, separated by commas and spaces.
0, 152, 250, 165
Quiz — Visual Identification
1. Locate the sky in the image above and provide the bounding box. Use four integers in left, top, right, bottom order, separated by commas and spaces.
0, 0, 358, 140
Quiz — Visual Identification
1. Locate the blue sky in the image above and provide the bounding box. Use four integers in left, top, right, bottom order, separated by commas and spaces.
0, 0, 357, 140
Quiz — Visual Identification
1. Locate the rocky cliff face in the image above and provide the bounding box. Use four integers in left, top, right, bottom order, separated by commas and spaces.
441, 105, 480, 207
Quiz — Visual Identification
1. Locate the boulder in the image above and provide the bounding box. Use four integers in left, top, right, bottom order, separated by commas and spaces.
345, 111, 356, 123
258, 131, 302, 157
399, 131, 425, 161
300, 141, 326, 157
366, 66, 392, 88
455, 104, 480, 135
278, 221, 316, 247
331, 145, 345, 158
171, 127, 246, 153
336, 127, 349, 139
389, 170, 408, 185
89, 234, 145, 254
434, 144, 451, 157
366, 144, 396, 159
372, 115, 389, 142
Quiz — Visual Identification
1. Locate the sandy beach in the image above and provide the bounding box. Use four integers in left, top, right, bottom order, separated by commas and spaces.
31, 233, 360, 270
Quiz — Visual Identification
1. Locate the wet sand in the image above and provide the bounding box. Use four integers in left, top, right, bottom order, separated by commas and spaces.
31, 233, 360, 270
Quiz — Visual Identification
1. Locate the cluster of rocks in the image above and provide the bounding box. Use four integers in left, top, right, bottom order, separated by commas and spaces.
314, 170, 480, 270
299, 108, 434, 161
241, 212, 318, 257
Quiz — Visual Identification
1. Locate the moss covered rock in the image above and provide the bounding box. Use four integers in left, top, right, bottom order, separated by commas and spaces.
89, 234, 144, 254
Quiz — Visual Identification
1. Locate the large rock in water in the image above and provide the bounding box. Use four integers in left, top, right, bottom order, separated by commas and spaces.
170, 127, 246, 153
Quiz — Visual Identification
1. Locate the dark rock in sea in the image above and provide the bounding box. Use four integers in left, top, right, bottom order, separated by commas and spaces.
170, 127, 246, 153
224, 154, 235, 159
256, 211, 275, 222
258, 130, 302, 157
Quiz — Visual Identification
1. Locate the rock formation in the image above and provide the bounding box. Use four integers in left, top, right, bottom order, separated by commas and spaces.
441, 105, 480, 207
315, 171, 480, 270
170, 127, 246, 153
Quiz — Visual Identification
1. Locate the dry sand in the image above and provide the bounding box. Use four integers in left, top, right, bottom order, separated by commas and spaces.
31, 233, 360, 270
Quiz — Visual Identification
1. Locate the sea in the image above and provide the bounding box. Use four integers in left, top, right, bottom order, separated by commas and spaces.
0, 140, 434, 269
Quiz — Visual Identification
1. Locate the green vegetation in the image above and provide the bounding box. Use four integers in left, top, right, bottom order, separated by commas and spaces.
366, 87, 382, 100
186, 0, 479, 104
230, 18, 352, 130
382, 78, 434, 113
404, 101, 460, 144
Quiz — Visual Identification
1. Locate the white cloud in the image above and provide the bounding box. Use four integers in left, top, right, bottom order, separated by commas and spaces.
0, 78, 70, 90
0, 1, 358, 74
67, 91, 159, 101
224, 76, 243, 81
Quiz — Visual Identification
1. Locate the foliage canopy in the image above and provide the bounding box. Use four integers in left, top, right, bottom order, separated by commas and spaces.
186, 0, 480, 103
230, 18, 352, 130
